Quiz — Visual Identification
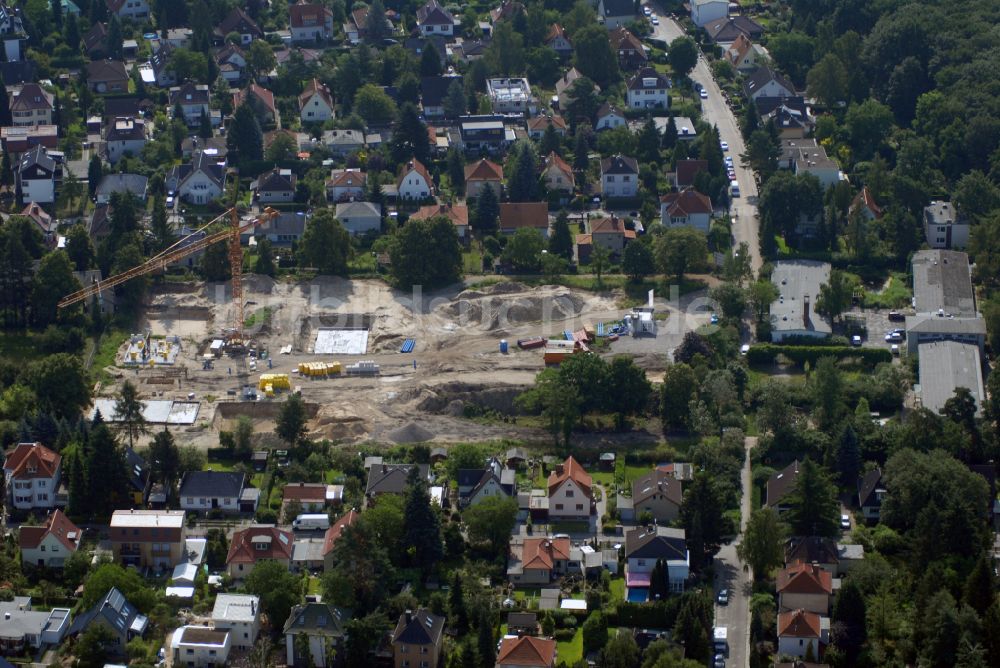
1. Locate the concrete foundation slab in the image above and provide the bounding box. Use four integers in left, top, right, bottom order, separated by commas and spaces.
314, 328, 369, 355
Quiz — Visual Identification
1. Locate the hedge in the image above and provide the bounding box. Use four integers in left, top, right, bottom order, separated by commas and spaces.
747, 344, 892, 368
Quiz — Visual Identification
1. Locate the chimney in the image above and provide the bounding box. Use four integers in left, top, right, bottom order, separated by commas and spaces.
382, 464, 388, 474
405, 610, 412, 625
4, 613, 9, 620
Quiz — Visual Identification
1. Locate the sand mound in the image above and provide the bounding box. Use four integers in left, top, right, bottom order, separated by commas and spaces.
388, 422, 435, 443
439, 289, 587, 331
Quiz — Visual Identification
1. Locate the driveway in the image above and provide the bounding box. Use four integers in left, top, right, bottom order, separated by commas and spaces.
648, 8, 763, 276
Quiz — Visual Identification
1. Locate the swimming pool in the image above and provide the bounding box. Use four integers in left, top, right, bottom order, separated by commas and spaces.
627, 587, 649, 603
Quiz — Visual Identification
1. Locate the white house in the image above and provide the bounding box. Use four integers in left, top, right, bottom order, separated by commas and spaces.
597, 0, 635, 29
171, 626, 231, 668
16, 145, 59, 205
284, 604, 350, 667
107, 0, 150, 21
595, 103, 626, 131
104, 116, 148, 164
251, 168, 297, 204
416, 0, 457, 36
167, 151, 226, 205
289, 2, 334, 43
212, 594, 261, 651
600, 154, 639, 199
10, 83, 54, 127
169, 83, 213, 126
299, 79, 335, 124
626, 68, 670, 109
0, 598, 71, 653
690, 0, 727, 27
777, 609, 828, 659
923, 200, 970, 250
178, 472, 246, 514
396, 158, 434, 200
19, 509, 80, 568
660, 188, 712, 233
624, 526, 689, 597
326, 168, 366, 202
547, 456, 592, 520
335, 201, 382, 235
4, 442, 62, 511
744, 67, 796, 101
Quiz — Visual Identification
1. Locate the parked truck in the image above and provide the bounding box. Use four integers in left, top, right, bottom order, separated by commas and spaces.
713, 626, 728, 654
293, 514, 331, 531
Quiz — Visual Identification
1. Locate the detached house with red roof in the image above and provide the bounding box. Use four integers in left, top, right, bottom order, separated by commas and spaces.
299, 79, 334, 123
508, 536, 571, 585
289, 2, 334, 43
322, 509, 358, 571
542, 152, 574, 195
545, 24, 572, 58
10, 83, 53, 127
660, 188, 713, 233
233, 83, 279, 128
226, 525, 294, 579
496, 636, 557, 668
526, 114, 567, 140
499, 202, 549, 237
609, 27, 647, 70
464, 158, 503, 199
4, 442, 61, 511
547, 456, 592, 519
777, 562, 833, 614
579, 214, 634, 262
326, 168, 366, 202
411, 203, 470, 241
777, 609, 828, 659
19, 509, 81, 568
850, 185, 883, 222
397, 158, 434, 200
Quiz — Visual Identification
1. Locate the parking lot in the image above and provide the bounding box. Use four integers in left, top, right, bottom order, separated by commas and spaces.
849, 307, 910, 356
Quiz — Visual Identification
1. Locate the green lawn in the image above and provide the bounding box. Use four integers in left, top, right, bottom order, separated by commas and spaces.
861, 272, 912, 309
90, 327, 130, 380
610, 577, 625, 603
551, 521, 590, 534
557, 628, 584, 664
307, 576, 322, 595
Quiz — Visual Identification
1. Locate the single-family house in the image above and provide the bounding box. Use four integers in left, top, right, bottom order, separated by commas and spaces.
626, 470, 682, 523
336, 201, 382, 235
542, 151, 574, 194
67, 588, 147, 656
344, 6, 392, 44
761, 97, 813, 139
792, 143, 842, 191
233, 83, 279, 128
777, 609, 828, 659
282, 482, 341, 513
215, 7, 262, 45
487, 77, 537, 116
547, 456, 592, 520
391, 609, 444, 668
95, 174, 148, 205
110, 510, 187, 569
107, 0, 149, 20
16, 145, 60, 204
586, 215, 635, 260
226, 525, 294, 579
776, 562, 832, 614
660, 188, 712, 233
85, 59, 129, 94
251, 168, 297, 204
326, 168, 366, 202
595, 102, 626, 130
4, 442, 61, 511
526, 114, 567, 140
123, 446, 150, 505
2, 124, 58, 156
857, 469, 884, 522
10, 83, 53, 127
410, 203, 470, 241
252, 212, 307, 248
465, 158, 504, 199
601, 154, 639, 198
103, 116, 148, 164
597, 0, 634, 29
690, 0, 727, 27
215, 44, 247, 84
496, 636, 557, 668
284, 604, 351, 667
416, 0, 456, 36
83, 22, 108, 58
624, 526, 689, 597
704, 15, 764, 46
785, 537, 839, 575
609, 27, 647, 70
20, 202, 56, 246
169, 83, 213, 126
545, 24, 572, 58
0, 597, 70, 654
0, 3, 25, 63
179, 471, 247, 514
396, 158, 434, 200
556, 67, 600, 111
18, 509, 80, 568
170, 626, 231, 667
365, 463, 430, 503
289, 2, 334, 43
490, 0, 525, 24
923, 200, 970, 250
744, 67, 796, 101
458, 115, 508, 153
769, 261, 832, 342
499, 202, 549, 237
149, 42, 178, 87
508, 537, 571, 584
299, 78, 334, 124
166, 151, 226, 205
420, 75, 461, 119
724, 33, 764, 71
672, 159, 708, 189
322, 509, 358, 571
765, 460, 801, 512
212, 594, 260, 651
324, 129, 366, 157
850, 185, 883, 222
626, 68, 670, 109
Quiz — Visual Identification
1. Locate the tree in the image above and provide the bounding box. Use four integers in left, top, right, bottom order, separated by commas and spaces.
660, 363, 698, 431
617, 238, 653, 283
246, 40, 276, 79
471, 179, 499, 234
784, 458, 839, 537
737, 508, 786, 581
709, 283, 746, 320
566, 77, 599, 126
254, 237, 276, 277
449, 571, 469, 633
539, 124, 562, 158
484, 22, 525, 76
680, 473, 724, 570
607, 356, 651, 430
757, 172, 823, 248
420, 42, 442, 76
548, 211, 573, 260
106, 15, 123, 59
655, 227, 708, 282
672, 594, 712, 662
245, 560, 303, 626
583, 612, 609, 654
265, 132, 295, 163
955, 170, 1000, 222
354, 84, 398, 125
589, 244, 610, 287
668, 37, 698, 79
811, 356, 845, 430
297, 209, 351, 275
464, 496, 518, 555
148, 428, 180, 496
845, 99, 894, 161
741, 129, 780, 181
199, 242, 231, 282
815, 269, 852, 323
149, 199, 174, 253
227, 102, 263, 164
444, 78, 466, 118
75, 624, 114, 668
403, 466, 442, 575
574, 24, 619, 88
27, 354, 90, 419
30, 250, 80, 327
806, 53, 848, 108
389, 216, 462, 289
113, 380, 146, 449
507, 141, 539, 202
84, 422, 128, 517
446, 148, 465, 194
364, 0, 389, 41
503, 228, 545, 271
391, 103, 430, 165
276, 393, 307, 448
831, 578, 867, 662
515, 368, 580, 448
87, 154, 103, 197
81, 563, 156, 611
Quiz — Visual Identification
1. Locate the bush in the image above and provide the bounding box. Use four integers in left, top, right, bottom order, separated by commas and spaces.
747, 344, 891, 368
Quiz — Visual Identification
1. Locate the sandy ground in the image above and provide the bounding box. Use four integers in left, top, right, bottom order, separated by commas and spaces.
108, 277, 712, 449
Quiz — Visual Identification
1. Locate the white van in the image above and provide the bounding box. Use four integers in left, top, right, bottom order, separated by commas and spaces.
730, 180, 740, 197
293, 514, 331, 531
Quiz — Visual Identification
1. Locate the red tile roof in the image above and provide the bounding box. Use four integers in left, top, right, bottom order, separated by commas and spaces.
499, 202, 549, 231
298, 78, 334, 110
520, 537, 571, 570
547, 456, 591, 497
590, 215, 635, 239
851, 185, 883, 219
545, 23, 569, 45
226, 525, 294, 565
527, 114, 567, 132
674, 159, 709, 187
776, 562, 833, 595
4, 443, 60, 479
397, 158, 433, 189
777, 609, 822, 638
322, 509, 358, 556
497, 636, 557, 667
465, 158, 504, 182
289, 2, 332, 29
19, 509, 81, 552
282, 482, 327, 503
411, 203, 470, 228
327, 168, 367, 188
233, 83, 277, 115
660, 188, 713, 216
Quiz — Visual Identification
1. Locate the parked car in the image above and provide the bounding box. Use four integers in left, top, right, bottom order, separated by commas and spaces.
720, 141, 729, 152
714, 655, 726, 668
884, 331, 904, 343
851, 335, 862, 346
717, 589, 729, 605
840, 514, 851, 530
888, 311, 905, 322
740, 344, 750, 355
643, 5, 651, 14
699, 89, 708, 99
651, 15, 659, 24
891, 344, 900, 355
710, 313, 719, 324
